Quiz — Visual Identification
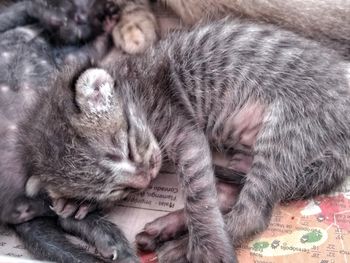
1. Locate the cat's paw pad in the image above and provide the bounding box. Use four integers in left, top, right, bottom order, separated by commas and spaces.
51, 198, 96, 219
112, 11, 158, 54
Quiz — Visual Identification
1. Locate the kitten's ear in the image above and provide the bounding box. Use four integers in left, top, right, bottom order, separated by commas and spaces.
75, 68, 115, 114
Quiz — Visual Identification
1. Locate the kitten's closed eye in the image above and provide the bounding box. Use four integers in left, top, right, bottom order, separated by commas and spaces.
105, 153, 122, 162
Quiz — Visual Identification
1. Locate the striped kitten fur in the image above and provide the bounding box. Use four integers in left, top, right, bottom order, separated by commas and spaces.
21, 20, 350, 262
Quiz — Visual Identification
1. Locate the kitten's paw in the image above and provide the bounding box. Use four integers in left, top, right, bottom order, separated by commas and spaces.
51, 198, 96, 219
112, 10, 158, 54
156, 236, 189, 263
157, 234, 234, 263
187, 241, 237, 263
187, 230, 237, 263
93, 228, 139, 262
224, 206, 270, 246
59, 213, 139, 262
136, 210, 186, 251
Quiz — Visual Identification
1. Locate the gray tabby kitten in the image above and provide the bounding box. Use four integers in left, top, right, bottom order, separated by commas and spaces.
21, 20, 350, 262
0, 1, 140, 262
0, 0, 112, 226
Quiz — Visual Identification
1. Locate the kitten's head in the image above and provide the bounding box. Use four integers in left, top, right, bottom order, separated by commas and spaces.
32, 0, 108, 44
22, 66, 161, 205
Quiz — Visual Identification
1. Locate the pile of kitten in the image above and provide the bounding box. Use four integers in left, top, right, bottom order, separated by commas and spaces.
1, 0, 350, 262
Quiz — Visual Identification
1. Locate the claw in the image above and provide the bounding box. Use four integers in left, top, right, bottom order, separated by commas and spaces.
112, 250, 118, 261
150, 256, 158, 262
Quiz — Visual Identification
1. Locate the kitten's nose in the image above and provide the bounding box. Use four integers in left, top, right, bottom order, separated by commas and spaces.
74, 13, 88, 24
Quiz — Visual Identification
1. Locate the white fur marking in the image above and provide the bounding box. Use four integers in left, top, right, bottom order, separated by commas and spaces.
26, 176, 41, 197
346, 65, 350, 90
18, 27, 38, 39
23, 84, 30, 90
8, 124, 17, 130
110, 161, 136, 174
0, 85, 9, 92
24, 65, 33, 74
1, 52, 11, 60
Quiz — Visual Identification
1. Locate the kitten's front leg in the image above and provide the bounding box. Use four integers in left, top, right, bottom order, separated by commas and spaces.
166, 129, 236, 263
136, 181, 240, 252
59, 213, 139, 262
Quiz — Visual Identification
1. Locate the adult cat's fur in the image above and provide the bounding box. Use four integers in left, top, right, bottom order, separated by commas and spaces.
21, 20, 350, 262
122, 0, 350, 59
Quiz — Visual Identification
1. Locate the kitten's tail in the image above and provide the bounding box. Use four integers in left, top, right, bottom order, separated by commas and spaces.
162, 0, 350, 59
13, 217, 104, 263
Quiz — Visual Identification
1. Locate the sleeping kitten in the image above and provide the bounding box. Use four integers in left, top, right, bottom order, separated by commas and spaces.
20, 20, 350, 262
0, 0, 108, 43
0, 2, 140, 262
0, 0, 114, 226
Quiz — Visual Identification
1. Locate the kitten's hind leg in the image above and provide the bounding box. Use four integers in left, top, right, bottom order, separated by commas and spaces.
14, 217, 106, 263
285, 146, 350, 201
224, 102, 350, 245
136, 181, 240, 253
59, 212, 139, 262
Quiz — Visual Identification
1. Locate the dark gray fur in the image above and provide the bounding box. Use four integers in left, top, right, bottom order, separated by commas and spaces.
0, 23, 57, 225
0, 0, 110, 44
15, 213, 138, 263
0, 2, 139, 262
19, 20, 350, 262
0, 0, 114, 226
